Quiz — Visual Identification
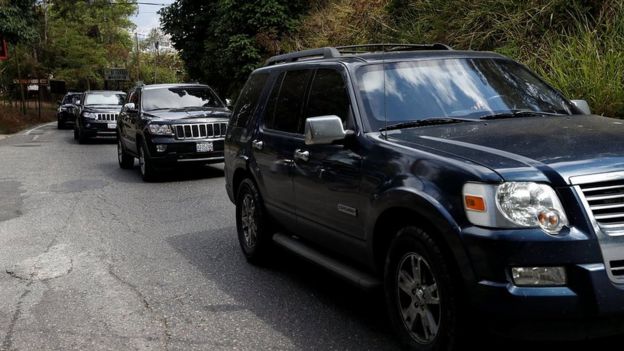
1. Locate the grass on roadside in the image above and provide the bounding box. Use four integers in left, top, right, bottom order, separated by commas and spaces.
0, 103, 57, 134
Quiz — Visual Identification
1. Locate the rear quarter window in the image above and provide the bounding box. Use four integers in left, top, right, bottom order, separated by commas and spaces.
231, 72, 269, 128
264, 69, 312, 134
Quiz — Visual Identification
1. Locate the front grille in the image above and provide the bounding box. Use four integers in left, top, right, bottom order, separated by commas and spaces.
174, 122, 227, 140
611, 260, 624, 277
579, 179, 624, 230
97, 113, 118, 121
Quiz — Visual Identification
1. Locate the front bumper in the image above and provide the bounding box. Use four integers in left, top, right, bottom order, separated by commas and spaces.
80, 120, 117, 137
145, 135, 225, 167
462, 225, 624, 338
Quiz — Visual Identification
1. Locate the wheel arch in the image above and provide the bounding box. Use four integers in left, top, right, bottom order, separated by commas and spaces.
369, 188, 476, 286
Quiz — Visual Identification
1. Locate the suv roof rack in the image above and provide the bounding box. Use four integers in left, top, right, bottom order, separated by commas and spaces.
265, 47, 341, 66
264, 43, 452, 66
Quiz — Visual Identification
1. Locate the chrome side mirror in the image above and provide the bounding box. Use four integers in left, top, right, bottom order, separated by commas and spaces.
225, 98, 233, 108
571, 100, 591, 115
304, 115, 347, 145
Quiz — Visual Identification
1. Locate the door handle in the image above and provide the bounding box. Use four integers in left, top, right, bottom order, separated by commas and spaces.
294, 149, 310, 162
252, 140, 264, 150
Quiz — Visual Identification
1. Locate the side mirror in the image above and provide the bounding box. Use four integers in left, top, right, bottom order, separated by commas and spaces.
225, 98, 233, 109
123, 102, 137, 112
571, 100, 591, 115
75, 100, 81, 106
304, 115, 348, 145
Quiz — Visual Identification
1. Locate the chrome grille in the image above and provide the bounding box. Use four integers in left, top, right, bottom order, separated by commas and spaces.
579, 179, 624, 230
96, 113, 118, 121
174, 122, 227, 140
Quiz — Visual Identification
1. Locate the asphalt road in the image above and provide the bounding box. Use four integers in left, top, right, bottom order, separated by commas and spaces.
0, 123, 622, 351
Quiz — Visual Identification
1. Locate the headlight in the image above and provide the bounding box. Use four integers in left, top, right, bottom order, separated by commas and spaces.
148, 124, 173, 136
58, 107, 67, 112
463, 182, 568, 235
83, 112, 97, 119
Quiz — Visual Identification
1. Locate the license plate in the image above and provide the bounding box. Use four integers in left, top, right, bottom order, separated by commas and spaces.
107, 123, 116, 129
196, 142, 213, 152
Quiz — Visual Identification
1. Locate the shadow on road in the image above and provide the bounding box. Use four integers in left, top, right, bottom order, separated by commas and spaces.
167, 228, 624, 350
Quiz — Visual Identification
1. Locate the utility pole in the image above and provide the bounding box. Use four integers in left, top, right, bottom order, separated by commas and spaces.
135, 32, 141, 82
153, 41, 159, 83
15, 46, 26, 115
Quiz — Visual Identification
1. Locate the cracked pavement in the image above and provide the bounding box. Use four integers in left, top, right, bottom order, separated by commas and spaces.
1, 123, 623, 350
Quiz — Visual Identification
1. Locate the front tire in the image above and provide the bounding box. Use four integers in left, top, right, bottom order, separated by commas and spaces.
137, 143, 157, 181
118, 139, 134, 169
384, 227, 459, 351
77, 127, 88, 144
73, 126, 79, 140
57, 120, 65, 129
235, 178, 273, 264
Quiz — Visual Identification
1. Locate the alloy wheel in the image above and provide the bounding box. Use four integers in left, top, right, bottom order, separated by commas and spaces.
240, 193, 257, 248
397, 252, 441, 344
139, 147, 146, 176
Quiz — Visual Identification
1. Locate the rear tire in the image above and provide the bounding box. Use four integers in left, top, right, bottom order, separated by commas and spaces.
384, 226, 460, 351
138, 143, 157, 181
235, 178, 273, 264
118, 139, 134, 169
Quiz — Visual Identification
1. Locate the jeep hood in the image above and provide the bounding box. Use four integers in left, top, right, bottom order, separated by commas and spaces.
387, 115, 624, 184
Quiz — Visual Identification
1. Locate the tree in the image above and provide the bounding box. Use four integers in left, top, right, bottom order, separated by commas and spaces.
160, 0, 309, 98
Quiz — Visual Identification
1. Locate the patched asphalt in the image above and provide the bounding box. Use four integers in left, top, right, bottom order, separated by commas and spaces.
0, 124, 622, 350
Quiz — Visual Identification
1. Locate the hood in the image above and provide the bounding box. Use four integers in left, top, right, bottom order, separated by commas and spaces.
144, 108, 230, 122
387, 115, 624, 184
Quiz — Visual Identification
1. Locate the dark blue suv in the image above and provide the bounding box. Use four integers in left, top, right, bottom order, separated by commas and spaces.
224, 44, 624, 349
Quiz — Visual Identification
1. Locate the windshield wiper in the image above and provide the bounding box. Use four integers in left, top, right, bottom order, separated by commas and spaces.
379, 117, 476, 132
479, 110, 566, 120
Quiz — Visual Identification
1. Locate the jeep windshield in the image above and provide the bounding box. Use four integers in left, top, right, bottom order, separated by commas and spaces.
84, 93, 125, 106
142, 86, 224, 113
355, 58, 576, 131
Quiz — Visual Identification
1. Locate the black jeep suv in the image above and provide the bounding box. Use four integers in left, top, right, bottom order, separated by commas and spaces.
225, 44, 624, 349
74, 90, 126, 143
117, 84, 230, 181
57, 92, 82, 129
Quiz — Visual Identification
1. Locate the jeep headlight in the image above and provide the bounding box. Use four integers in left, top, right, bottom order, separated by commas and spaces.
83, 112, 97, 119
148, 124, 173, 136
463, 182, 568, 235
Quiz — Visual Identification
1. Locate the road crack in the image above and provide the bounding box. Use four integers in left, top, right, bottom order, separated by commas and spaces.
107, 264, 172, 351
1, 282, 33, 351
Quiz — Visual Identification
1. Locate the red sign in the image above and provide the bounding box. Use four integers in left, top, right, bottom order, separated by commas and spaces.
0, 35, 7, 61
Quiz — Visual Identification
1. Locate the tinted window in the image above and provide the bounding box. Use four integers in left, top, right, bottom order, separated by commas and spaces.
142, 86, 223, 111
129, 90, 139, 105
62, 94, 80, 104
305, 69, 351, 124
231, 73, 269, 128
84, 92, 125, 106
356, 58, 575, 131
265, 70, 311, 133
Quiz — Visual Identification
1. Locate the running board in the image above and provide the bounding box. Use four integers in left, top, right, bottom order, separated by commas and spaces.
273, 233, 381, 290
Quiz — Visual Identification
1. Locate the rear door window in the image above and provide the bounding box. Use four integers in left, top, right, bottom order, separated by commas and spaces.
264, 69, 312, 134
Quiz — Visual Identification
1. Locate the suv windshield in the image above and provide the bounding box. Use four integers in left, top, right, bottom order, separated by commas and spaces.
84, 92, 125, 106
62, 94, 80, 104
142, 86, 223, 112
356, 58, 575, 131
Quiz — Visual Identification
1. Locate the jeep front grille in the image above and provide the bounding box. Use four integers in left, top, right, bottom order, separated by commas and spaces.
578, 179, 624, 231
174, 122, 227, 140
97, 113, 118, 121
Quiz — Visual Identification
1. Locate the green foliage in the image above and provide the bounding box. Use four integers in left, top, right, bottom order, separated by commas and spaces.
160, 0, 310, 97
284, 0, 624, 117
42, 0, 137, 89
0, 0, 39, 44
